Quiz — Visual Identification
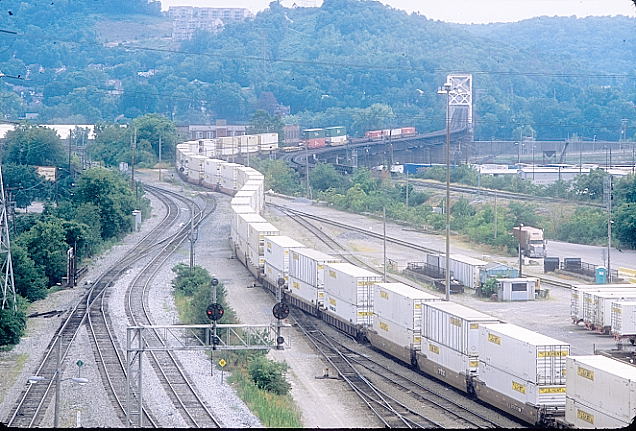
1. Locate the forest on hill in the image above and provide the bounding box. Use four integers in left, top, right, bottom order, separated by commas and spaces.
0, 0, 634, 140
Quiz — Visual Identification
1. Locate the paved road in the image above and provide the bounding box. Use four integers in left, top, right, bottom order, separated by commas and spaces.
548, 239, 636, 270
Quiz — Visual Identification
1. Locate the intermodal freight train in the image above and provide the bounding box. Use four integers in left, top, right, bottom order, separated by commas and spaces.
175, 137, 634, 429
300, 126, 417, 149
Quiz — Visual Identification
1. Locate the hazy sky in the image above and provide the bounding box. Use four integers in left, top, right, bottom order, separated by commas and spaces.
159, 0, 636, 24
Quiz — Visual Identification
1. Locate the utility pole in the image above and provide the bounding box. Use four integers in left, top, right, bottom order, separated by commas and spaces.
383, 207, 387, 282
131, 128, 137, 192
158, 133, 162, 181
405, 172, 409, 207
305, 145, 310, 199
0, 165, 16, 311
606, 176, 613, 283
68, 133, 73, 179
438, 81, 452, 302
188, 213, 198, 271
494, 191, 498, 240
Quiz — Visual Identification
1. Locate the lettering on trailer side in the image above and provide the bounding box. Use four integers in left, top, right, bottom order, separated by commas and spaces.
357, 311, 373, 316
379, 321, 389, 331
577, 366, 594, 380
415, 303, 421, 309
470, 323, 479, 329
429, 344, 440, 354
469, 360, 479, 368
538, 387, 566, 394
292, 281, 299, 289
329, 298, 336, 306
537, 350, 569, 357
611, 307, 621, 314
512, 381, 526, 394
488, 333, 501, 345
577, 409, 595, 424
293, 253, 299, 260
506, 402, 523, 413
380, 290, 389, 299
329, 270, 336, 278
450, 317, 462, 327
317, 264, 324, 269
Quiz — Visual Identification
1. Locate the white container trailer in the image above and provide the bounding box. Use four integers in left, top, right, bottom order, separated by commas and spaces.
565, 355, 636, 426
373, 283, 441, 331
373, 314, 419, 350
479, 323, 569, 385
497, 278, 538, 301
611, 301, 636, 337
258, 133, 279, 151
188, 155, 206, 182
479, 361, 566, 408
325, 293, 373, 326
234, 190, 259, 213
592, 292, 636, 332
230, 196, 253, 210
422, 302, 500, 356
247, 223, 279, 267
570, 285, 636, 323
237, 166, 263, 188
240, 181, 264, 213
324, 262, 382, 308
219, 162, 240, 192
289, 277, 325, 306
582, 289, 636, 328
288, 248, 341, 288
565, 397, 631, 429
203, 158, 222, 187
237, 213, 266, 243
263, 236, 305, 281
439, 254, 487, 290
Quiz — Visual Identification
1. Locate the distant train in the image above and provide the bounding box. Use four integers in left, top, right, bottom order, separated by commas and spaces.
300, 126, 417, 149
175, 138, 635, 429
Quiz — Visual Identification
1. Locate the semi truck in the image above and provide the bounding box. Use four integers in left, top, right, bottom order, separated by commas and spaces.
512, 226, 547, 258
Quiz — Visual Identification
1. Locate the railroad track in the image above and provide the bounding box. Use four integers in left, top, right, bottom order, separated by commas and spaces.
403, 179, 604, 208
292, 310, 442, 428
6, 186, 188, 428
122, 186, 221, 428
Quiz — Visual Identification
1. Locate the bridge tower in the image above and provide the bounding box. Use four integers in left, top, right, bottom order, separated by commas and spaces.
0, 165, 16, 311
445, 74, 473, 161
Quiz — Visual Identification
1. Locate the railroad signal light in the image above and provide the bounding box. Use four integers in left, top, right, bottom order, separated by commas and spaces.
272, 302, 289, 320
277, 277, 285, 287
211, 335, 221, 345
211, 277, 219, 287
206, 303, 224, 321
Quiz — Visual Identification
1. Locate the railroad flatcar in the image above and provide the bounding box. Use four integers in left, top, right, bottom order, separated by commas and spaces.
174, 141, 632, 429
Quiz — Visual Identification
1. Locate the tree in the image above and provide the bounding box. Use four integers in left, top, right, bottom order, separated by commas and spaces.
614, 174, 636, 205
1, 164, 46, 208
310, 163, 346, 192
571, 168, 607, 200
74, 168, 136, 239
614, 203, 636, 248
89, 123, 131, 167
0, 304, 27, 346
3, 125, 64, 166
247, 110, 284, 137
131, 114, 178, 162
248, 355, 291, 395
16, 219, 69, 285
11, 244, 48, 301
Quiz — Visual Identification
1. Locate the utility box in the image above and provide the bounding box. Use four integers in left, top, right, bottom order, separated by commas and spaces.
132, 210, 142, 232
595, 267, 608, 284
496, 278, 538, 301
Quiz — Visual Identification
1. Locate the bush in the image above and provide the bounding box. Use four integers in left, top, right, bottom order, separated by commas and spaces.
0, 299, 28, 346
248, 355, 291, 395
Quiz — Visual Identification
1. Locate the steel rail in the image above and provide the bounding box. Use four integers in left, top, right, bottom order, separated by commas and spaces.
6, 186, 183, 427
123, 187, 221, 428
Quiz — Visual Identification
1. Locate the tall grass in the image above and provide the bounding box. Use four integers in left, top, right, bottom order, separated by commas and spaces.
229, 369, 303, 428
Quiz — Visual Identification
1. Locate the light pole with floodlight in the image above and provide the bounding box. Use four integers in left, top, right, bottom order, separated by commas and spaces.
438, 81, 452, 301
28, 336, 88, 427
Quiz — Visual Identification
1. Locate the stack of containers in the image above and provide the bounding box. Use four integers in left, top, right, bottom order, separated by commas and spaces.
263, 236, 305, 286
189, 155, 207, 182
240, 181, 264, 213
571, 284, 635, 324
230, 205, 256, 244
288, 248, 341, 307
247, 222, 279, 270
234, 190, 259, 213
217, 136, 239, 156
324, 262, 382, 326
230, 196, 252, 209
235, 213, 266, 265
565, 355, 636, 428
203, 158, 221, 189
219, 162, 240, 193
433, 253, 488, 290
418, 302, 500, 391
583, 290, 636, 331
258, 133, 279, 151
370, 283, 442, 364
611, 301, 636, 338
477, 323, 569, 416
236, 166, 264, 189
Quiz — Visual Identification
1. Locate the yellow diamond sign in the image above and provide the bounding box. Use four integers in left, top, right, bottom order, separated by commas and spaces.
218, 359, 227, 368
